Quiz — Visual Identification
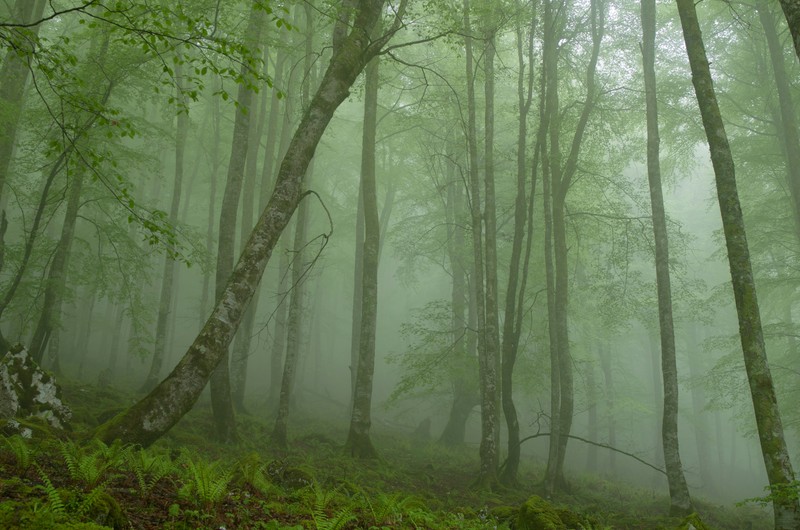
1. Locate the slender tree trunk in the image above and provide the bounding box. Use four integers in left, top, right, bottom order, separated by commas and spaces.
142, 57, 189, 392
482, 10, 501, 484
345, 50, 380, 459
599, 343, 616, 475
29, 171, 86, 365
271, 3, 317, 448
210, 1, 264, 444
0, 0, 46, 207
756, 2, 800, 239
198, 83, 221, 328
441, 145, 477, 447
675, 1, 800, 526
97, 0, 398, 448
641, 0, 693, 514
585, 359, 598, 473
268, 235, 291, 409
649, 331, 665, 486
271, 192, 310, 448
500, 6, 537, 486
541, 0, 560, 495
349, 173, 365, 410
231, 46, 271, 412
463, 0, 495, 487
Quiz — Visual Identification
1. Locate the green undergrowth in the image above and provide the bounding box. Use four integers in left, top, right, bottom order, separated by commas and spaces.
0, 381, 771, 529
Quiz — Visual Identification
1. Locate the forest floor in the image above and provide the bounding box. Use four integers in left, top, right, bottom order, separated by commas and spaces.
0, 380, 770, 529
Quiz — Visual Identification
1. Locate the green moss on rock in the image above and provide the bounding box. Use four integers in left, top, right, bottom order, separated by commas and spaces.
516, 495, 566, 530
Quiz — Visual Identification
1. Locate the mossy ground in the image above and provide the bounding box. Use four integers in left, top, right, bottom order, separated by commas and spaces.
0, 381, 771, 529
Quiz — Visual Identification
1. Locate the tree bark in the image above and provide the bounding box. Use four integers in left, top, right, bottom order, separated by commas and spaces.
777, 0, 800, 62
462, 0, 496, 488
675, 0, 800, 526
756, 2, 800, 239
500, 5, 537, 486
641, 0, 693, 514
97, 0, 395, 449
210, 1, 264, 444
345, 49, 380, 459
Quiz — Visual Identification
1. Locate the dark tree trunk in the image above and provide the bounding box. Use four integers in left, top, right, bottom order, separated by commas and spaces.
675, 1, 800, 526
97, 0, 397, 449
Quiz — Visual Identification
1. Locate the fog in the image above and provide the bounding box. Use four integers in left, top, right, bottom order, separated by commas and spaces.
1, 0, 798, 528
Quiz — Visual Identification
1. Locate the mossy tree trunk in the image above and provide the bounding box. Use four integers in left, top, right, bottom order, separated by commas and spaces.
675, 0, 800, 527
97, 0, 399, 449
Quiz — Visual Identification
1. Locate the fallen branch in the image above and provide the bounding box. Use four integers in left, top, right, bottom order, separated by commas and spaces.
502, 432, 666, 476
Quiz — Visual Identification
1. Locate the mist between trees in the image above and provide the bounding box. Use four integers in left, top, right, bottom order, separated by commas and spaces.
0, 0, 799, 528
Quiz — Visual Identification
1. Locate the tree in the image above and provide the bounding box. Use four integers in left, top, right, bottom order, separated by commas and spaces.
777, 0, 800, 61
675, 0, 800, 526
345, 44, 381, 459
97, 0, 406, 449
640, 0, 693, 515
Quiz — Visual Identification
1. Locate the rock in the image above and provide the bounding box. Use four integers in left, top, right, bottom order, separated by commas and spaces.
0, 345, 71, 436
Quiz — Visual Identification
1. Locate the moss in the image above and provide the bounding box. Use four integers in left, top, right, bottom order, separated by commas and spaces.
556, 507, 590, 528
516, 495, 566, 530
490, 504, 518, 523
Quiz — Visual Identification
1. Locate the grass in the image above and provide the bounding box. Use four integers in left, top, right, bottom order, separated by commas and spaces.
0, 381, 771, 529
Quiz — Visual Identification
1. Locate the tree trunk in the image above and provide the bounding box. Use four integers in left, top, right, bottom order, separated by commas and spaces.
349, 164, 365, 411
142, 57, 189, 392
29, 171, 86, 365
641, 0, 693, 515
97, 0, 396, 449
198, 82, 221, 329
777, 0, 800, 62
756, 2, 800, 239
0, 0, 47, 208
500, 5, 537, 486
462, 0, 496, 488
210, 1, 264, 444
345, 50, 380, 459
675, 1, 800, 526
231, 46, 271, 412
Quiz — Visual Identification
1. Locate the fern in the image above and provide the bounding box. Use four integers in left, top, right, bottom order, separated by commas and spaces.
4, 434, 33, 472
34, 463, 66, 516
179, 454, 234, 506
126, 448, 174, 496
235, 452, 272, 493
75, 485, 107, 518
312, 505, 357, 530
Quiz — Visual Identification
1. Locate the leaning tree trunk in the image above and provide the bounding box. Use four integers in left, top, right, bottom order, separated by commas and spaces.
641, 0, 693, 514
97, 0, 398, 449
675, 0, 800, 527
777, 0, 800, 62
345, 50, 380, 459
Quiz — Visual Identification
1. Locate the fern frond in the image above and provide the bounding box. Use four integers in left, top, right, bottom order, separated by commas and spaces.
4, 434, 32, 472
35, 463, 66, 516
